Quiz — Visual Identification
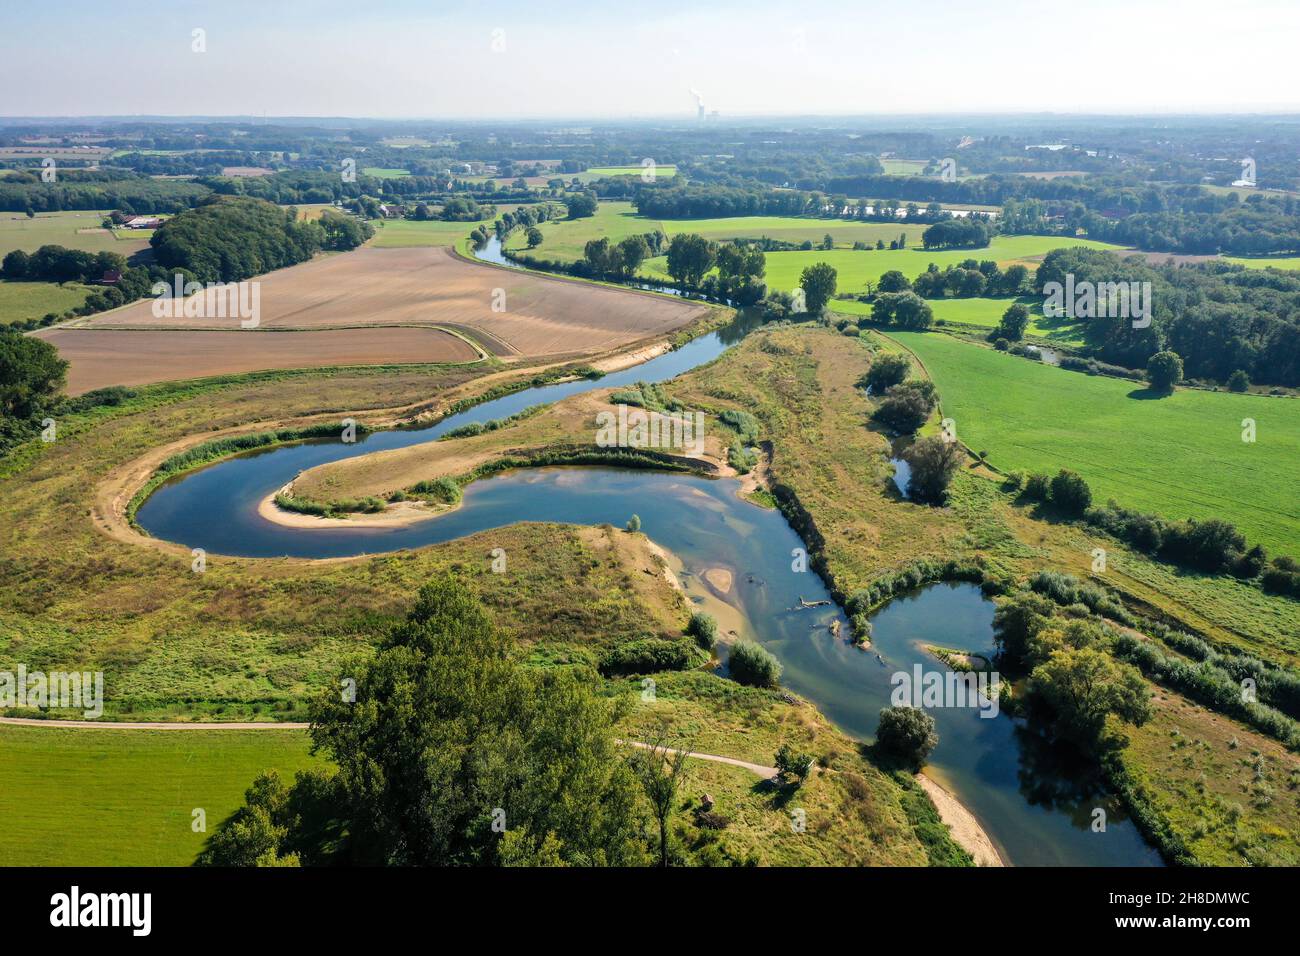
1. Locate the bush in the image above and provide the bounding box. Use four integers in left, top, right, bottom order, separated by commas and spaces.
686, 612, 718, 650
861, 352, 910, 394
1022, 472, 1051, 501
1227, 369, 1250, 392
598, 638, 692, 677
774, 744, 814, 783
1049, 469, 1092, 515
874, 707, 938, 770
728, 640, 781, 687
410, 476, 462, 505
872, 380, 937, 435
903, 435, 964, 504
1146, 350, 1184, 392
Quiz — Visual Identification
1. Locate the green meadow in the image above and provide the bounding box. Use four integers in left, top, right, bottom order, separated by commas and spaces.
641, 235, 1127, 294
888, 330, 1300, 553
831, 295, 1089, 345
1225, 254, 1300, 272
580, 165, 677, 179
367, 218, 481, 247
0, 726, 320, 866
362, 167, 411, 179
0, 210, 153, 256
0, 279, 94, 326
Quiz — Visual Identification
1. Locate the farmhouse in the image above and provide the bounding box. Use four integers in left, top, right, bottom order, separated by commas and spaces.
121, 215, 163, 229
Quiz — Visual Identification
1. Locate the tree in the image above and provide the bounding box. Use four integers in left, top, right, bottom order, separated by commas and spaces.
665, 233, 715, 291
564, 192, 598, 219
862, 352, 910, 394
1226, 369, 1250, 392
200, 576, 648, 866
877, 269, 911, 293
875, 706, 938, 769
525, 226, 543, 248
774, 744, 814, 785
903, 435, 964, 504
872, 381, 936, 434
626, 514, 641, 532
995, 303, 1030, 341
630, 736, 691, 867
1049, 469, 1092, 515
1, 249, 30, 279
728, 640, 781, 687
0, 330, 67, 418
686, 611, 717, 650
992, 592, 1054, 672
615, 235, 649, 279
1146, 350, 1184, 392
1025, 648, 1152, 749
799, 262, 837, 314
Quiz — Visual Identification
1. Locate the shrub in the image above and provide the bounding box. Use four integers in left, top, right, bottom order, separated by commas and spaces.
686, 612, 718, 650
1022, 472, 1051, 501
410, 476, 462, 505
903, 435, 964, 504
774, 744, 814, 783
1146, 350, 1184, 392
728, 640, 781, 687
598, 638, 692, 677
1049, 469, 1092, 515
861, 352, 910, 394
874, 707, 938, 770
1227, 369, 1250, 392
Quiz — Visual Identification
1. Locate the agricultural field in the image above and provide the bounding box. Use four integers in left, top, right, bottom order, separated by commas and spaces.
886, 329, 1300, 553
0, 210, 153, 256
0, 279, 94, 326
880, 159, 929, 176
35, 326, 483, 394
68, 246, 709, 358
0, 726, 320, 866
362, 167, 410, 178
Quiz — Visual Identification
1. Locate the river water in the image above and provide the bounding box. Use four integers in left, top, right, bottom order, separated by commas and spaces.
134, 276, 1160, 867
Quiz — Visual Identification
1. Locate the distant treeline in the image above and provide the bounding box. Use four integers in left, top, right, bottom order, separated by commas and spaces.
0, 171, 210, 214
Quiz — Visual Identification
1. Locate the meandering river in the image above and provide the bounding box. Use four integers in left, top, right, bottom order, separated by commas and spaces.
135, 298, 1160, 866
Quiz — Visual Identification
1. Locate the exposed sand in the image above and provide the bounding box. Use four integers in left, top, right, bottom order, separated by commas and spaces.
703, 567, 734, 594
916, 772, 1006, 867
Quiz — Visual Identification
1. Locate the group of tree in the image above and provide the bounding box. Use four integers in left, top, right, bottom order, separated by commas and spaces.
0, 330, 68, 454
920, 217, 994, 250
0, 169, 210, 214
151, 196, 371, 284
992, 593, 1151, 752
869, 291, 934, 330
1013, 469, 1287, 588
1035, 246, 1300, 387
907, 260, 1030, 299
580, 233, 659, 281
871, 378, 939, 434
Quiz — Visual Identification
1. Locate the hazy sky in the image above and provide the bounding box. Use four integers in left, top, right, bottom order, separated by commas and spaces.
5, 0, 1299, 118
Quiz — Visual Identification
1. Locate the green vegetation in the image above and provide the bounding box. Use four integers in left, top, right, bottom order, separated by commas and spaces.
888, 329, 1300, 552
0, 279, 93, 326
0, 726, 320, 866
874, 707, 938, 769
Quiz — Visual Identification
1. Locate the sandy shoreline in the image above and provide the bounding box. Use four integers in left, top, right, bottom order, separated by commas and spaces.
916, 772, 1006, 867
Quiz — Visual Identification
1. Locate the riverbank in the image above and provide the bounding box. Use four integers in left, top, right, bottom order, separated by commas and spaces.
916, 772, 1006, 867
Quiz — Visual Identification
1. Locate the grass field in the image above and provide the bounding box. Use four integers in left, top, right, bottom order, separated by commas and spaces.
881, 159, 929, 176
1225, 254, 1300, 271
887, 330, 1300, 553
830, 295, 1089, 345
362, 167, 410, 179
643, 235, 1128, 295
0, 726, 320, 866
0, 210, 153, 256
367, 218, 483, 247
504, 201, 935, 261
580, 165, 677, 180
0, 279, 94, 326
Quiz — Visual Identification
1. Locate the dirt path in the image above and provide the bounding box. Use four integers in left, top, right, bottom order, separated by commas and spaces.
619, 740, 779, 779
915, 772, 1006, 866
